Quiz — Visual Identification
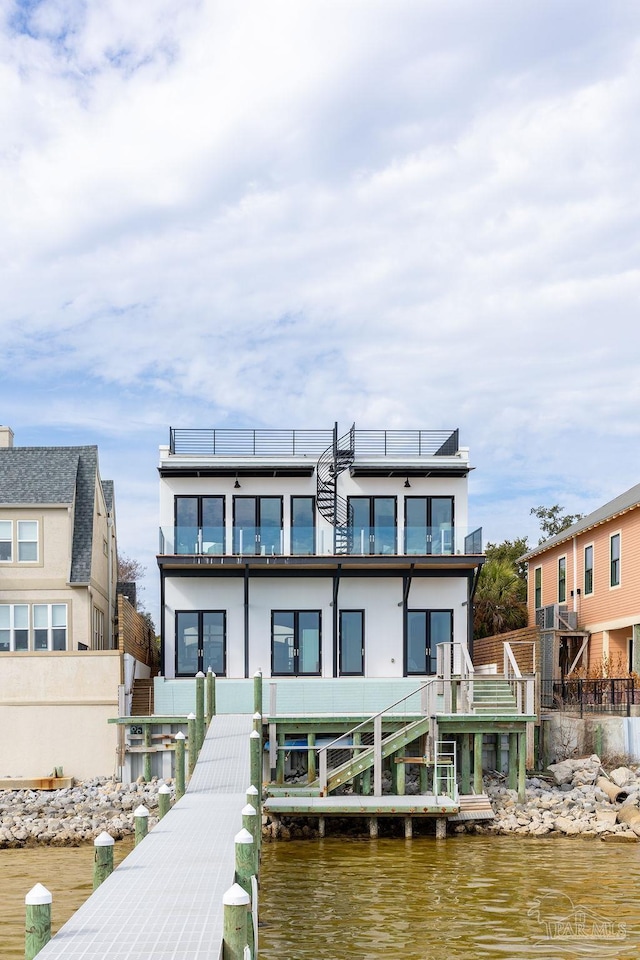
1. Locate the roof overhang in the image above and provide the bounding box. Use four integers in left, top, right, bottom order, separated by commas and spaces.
157, 553, 485, 576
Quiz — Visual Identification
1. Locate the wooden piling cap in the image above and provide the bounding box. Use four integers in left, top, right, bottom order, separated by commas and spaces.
158, 784, 171, 794
187, 712, 196, 720
26, 883, 52, 905
223, 883, 251, 906
254, 669, 262, 677
175, 731, 186, 740
94, 831, 115, 846
235, 828, 253, 844
134, 805, 149, 818
242, 804, 256, 817
253, 712, 262, 720
246, 785, 259, 796
195, 671, 206, 678
249, 730, 260, 739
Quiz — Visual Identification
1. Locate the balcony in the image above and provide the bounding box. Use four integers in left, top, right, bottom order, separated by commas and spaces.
159, 524, 483, 557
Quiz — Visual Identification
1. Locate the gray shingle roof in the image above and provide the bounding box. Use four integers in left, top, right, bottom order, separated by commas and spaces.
521, 481, 640, 561
0, 445, 111, 584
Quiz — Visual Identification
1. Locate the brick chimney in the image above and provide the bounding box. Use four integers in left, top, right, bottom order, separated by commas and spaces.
0, 426, 14, 448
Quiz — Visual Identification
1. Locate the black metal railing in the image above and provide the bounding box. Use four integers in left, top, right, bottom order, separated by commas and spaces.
541, 678, 640, 717
168, 427, 460, 457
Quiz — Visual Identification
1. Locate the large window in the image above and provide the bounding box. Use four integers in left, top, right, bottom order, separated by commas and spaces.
339, 610, 364, 675
558, 557, 566, 603
290, 497, 315, 555
0, 604, 29, 651
175, 497, 225, 555
1, 604, 67, 652
93, 607, 105, 649
534, 567, 542, 609
405, 497, 454, 555
584, 545, 594, 596
176, 611, 226, 676
271, 611, 321, 675
610, 533, 621, 587
0, 520, 39, 563
405, 610, 453, 676
349, 498, 396, 555
234, 497, 282, 555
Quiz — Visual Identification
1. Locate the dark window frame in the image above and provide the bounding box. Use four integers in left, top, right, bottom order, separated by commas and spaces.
404, 608, 453, 677
347, 497, 397, 556
558, 556, 566, 603
175, 609, 227, 677
270, 609, 322, 677
233, 496, 284, 556
290, 496, 316, 556
403, 496, 455, 555
174, 496, 225, 555
338, 609, 365, 676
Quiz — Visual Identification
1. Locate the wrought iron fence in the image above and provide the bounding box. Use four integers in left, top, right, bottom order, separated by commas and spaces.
541, 678, 640, 717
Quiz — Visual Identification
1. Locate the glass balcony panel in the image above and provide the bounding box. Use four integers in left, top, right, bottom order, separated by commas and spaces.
290, 526, 315, 556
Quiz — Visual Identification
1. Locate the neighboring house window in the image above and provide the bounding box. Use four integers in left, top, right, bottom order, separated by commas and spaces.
405, 610, 453, 676
290, 497, 315, 555
175, 611, 226, 676
0, 604, 29, 651
339, 610, 364, 675
17, 520, 38, 561
534, 567, 542, 609
103, 537, 108, 557
558, 557, 566, 603
34, 604, 67, 650
584, 545, 594, 595
610, 533, 621, 587
175, 496, 225, 555
271, 611, 321, 675
0, 521, 12, 561
93, 607, 105, 649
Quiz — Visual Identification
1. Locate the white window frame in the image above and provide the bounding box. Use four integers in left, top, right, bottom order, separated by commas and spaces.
0, 604, 30, 651
0, 520, 12, 562
33, 604, 68, 651
584, 543, 594, 596
558, 556, 567, 603
610, 531, 621, 589
93, 606, 105, 649
17, 520, 39, 562
534, 566, 542, 609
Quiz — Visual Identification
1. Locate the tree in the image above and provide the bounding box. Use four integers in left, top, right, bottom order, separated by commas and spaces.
484, 537, 529, 581
473, 558, 528, 640
117, 553, 146, 585
530, 505, 584, 544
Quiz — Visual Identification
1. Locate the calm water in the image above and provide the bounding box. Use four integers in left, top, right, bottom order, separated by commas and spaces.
3, 836, 640, 959
259, 836, 640, 960
1, 838, 134, 960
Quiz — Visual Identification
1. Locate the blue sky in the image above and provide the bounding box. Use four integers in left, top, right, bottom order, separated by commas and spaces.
2, 0, 640, 625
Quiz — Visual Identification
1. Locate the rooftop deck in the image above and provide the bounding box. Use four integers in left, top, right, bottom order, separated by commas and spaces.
35, 713, 253, 960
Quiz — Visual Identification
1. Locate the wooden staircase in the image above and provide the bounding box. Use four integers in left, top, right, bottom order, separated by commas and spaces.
131, 678, 154, 716
471, 679, 518, 715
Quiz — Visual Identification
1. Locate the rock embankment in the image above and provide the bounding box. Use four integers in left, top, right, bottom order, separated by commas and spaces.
469, 756, 640, 840
0, 777, 174, 847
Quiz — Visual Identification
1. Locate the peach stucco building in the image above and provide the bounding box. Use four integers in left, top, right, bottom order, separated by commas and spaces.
522, 483, 640, 681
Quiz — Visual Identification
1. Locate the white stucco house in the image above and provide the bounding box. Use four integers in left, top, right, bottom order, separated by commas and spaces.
157, 424, 484, 681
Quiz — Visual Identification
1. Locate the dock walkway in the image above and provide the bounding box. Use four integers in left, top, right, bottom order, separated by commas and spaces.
36, 713, 253, 960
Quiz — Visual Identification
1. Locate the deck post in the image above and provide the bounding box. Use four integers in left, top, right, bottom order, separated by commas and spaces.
174, 732, 186, 800
390, 750, 399, 794
276, 730, 286, 785
195, 671, 206, 754
250, 730, 262, 796
158, 783, 171, 819
206, 668, 215, 726
435, 817, 447, 840
25, 884, 52, 960
362, 766, 372, 796
473, 732, 484, 795
352, 732, 362, 793
222, 883, 251, 960
404, 817, 412, 839
373, 714, 382, 796
234, 828, 255, 896
307, 732, 316, 783
518, 730, 526, 803
508, 733, 518, 791
242, 804, 259, 874
134, 805, 149, 846
253, 669, 263, 716
318, 816, 325, 838
369, 816, 379, 838
396, 756, 406, 796
187, 713, 197, 776
93, 831, 114, 890
594, 723, 603, 758
461, 734, 471, 794
143, 724, 152, 783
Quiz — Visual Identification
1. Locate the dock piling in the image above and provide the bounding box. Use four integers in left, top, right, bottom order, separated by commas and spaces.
223, 883, 251, 960
241, 803, 259, 874
195, 671, 205, 753
206, 668, 216, 726
253, 669, 263, 716
250, 730, 262, 795
158, 783, 171, 819
134, 805, 149, 846
143, 725, 152, 783
187, 713, 197, 777
25, 883, 52, 960
234, 828, 255, 896
93, 831, 115, 889
435, 817, 447, 840
174, 731, 186, 800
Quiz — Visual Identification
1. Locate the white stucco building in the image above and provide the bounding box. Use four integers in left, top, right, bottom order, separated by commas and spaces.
157, 424, 484, 680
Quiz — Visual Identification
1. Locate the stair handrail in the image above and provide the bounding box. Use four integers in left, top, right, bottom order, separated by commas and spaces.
317, 677, 439, 794
504, 642, 524, 713
436, 642, 475, 713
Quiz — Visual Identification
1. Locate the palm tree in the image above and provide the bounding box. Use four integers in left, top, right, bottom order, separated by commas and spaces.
473, 558, 528, 639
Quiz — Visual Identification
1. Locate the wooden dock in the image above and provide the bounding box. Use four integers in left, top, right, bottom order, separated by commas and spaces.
33, 713, 253, 960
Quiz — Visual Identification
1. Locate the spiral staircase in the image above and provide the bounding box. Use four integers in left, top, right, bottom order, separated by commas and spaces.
316, 422, 355, 554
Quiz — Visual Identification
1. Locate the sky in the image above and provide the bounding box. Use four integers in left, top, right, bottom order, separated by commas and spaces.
2, 0, 640, 625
